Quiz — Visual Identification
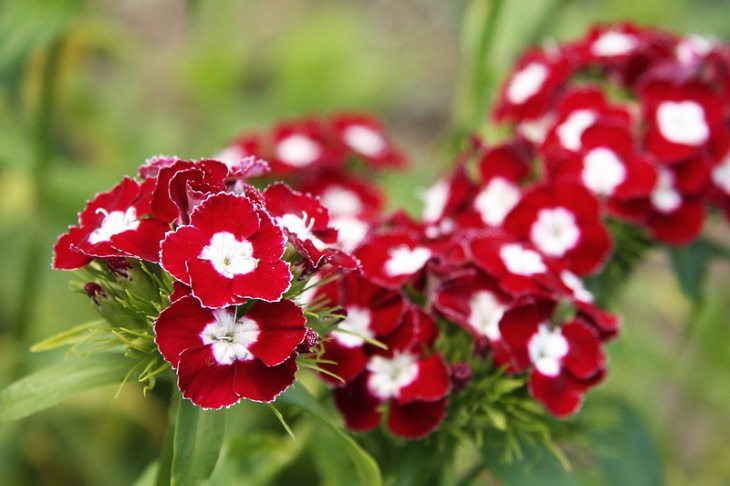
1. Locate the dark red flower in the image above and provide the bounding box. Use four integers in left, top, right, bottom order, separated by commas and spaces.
332, 113, 407, 168
154, 296, 306, 408
355, 232, 433, 289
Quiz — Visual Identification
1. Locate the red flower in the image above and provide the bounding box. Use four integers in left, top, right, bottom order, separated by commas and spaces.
503, 183, 612, 275
355, 232, 432, 289
270, 119, 339, 175
53, 177, 169, 269
332, 113, 406, 168
296, 171, 384, 220
154, 296, 306, 408
263, 182, 358, 269
160, 193, 291, 308
499, 300, 606, 417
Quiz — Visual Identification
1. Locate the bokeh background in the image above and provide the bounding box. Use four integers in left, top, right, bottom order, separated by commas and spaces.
1, 0, 730, 484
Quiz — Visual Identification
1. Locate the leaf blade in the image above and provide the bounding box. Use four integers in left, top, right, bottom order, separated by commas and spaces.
171, 397, 226, 485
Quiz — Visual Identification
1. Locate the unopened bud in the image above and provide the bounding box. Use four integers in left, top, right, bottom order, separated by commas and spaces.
296, 328, 320, 354
473, 336, 492, 359
84, 282, 106, 304
450, 362, 473, 391
107, 258, 132, 278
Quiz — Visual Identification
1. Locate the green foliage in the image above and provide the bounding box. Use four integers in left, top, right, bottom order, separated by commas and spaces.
669, 239, 712, 304
170, 398, 226, 485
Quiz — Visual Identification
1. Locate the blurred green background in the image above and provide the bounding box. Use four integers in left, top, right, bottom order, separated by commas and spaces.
1, 0, 730, 484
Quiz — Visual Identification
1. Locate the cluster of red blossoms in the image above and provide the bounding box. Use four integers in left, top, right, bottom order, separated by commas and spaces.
51, 24, 730, 441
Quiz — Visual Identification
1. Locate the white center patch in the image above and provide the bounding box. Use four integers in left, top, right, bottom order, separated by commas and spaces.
557, 110, 596, 151
214, 146, 245, 169
199, 231, 259, 278
651, 168, 682, 213
331, 216, 369, 253
528, 323, 569, 377
561, 270, 594, 303
711, 156, 730, 194
276, 213, 327, 250
332, 307, 373, 348
499, 243, 547, 275
421, 179, 450, 223
200, 309, 260, 365
581, 147, 627, 196
343, 125, 387, 157
89, 207, 140, 244
656, 100, 709, 146
591, 31, 638, 57
530, 207, 581, 257
507, 62, 549, 105
276, 134, 322, 167
366, 352, 419, 400
384, 245, 431, 277
474, 177, 521, 226
468, 291, 506, 340
320, 186, 363, 217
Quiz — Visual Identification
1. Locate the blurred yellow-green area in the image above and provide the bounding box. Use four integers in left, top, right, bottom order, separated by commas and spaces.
2, 0, 730, 484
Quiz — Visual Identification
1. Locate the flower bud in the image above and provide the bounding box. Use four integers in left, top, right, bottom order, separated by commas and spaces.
449, 362, 473, 391
296, 328, 320, 354
84, 282, 106, 304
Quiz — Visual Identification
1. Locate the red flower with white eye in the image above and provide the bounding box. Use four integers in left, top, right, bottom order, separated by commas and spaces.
332, 309, 450, 439
263, 183, 358, 270
420, 165, 479, 238
549, 122, 657, 205
53, 177, 169, 270
297, 171, 384, 220
355, 232, 432, 289
138, 155, 180, 179
215, 133, 265, 173
318, 273, 406, 385
499, 300, 605, 417
270, 120, 337, 175
332, 113, 406, 168
503, 183, 612, 275
582, 23, 644, 61
494, 47, 573, 122
152, 159, 229, 225
160, 193, 291, 308
154, 296, 306, 409
641, 81, 727, 164
542, 87, 632, 155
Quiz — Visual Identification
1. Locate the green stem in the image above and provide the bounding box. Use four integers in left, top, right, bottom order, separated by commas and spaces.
11, 36, 65, 350
155, 391, 180, 486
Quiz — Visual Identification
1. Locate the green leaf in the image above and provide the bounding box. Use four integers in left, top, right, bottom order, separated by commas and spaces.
480, 435, 576, 486
171, 397, 226, 485
279, 384, 382, 486
0, 352, 130, 422
669, 239, 711, 303
590, 398, 664, 486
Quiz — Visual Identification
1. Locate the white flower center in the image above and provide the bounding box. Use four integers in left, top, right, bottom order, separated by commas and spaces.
331, 216, 369, 252
421, 179, 450, 223
519, 115, 553, 144
332, 307, 373, 348
530, 207, 581, 257
557, 110, 596, 151
200, 309, 260, 365
657, 101, 709, 146
474, 177, 521, 226
499, 243, 547, 275
590, 31, 638, 56
528, 323, 569, 377
468, 291, 506, 340
711, 156, 730, 194
276, 213, 327, 250
88, 207, 140, 244
366, 352, 419, 400
561, 270, 593, 302
199, 231, 259, 278
651, 168, 682, 213
276, 134, 322, 167
215, 146, 245, 169
581, 147, 627, 196
343, 125, 387, 157
677, 35, 714, 64
320, 186, 363, 217
384, 245, 431, 277
507, 62, 549, 104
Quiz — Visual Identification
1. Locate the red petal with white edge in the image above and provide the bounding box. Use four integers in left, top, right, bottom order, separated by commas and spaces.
245, 300, 306, 367
264, 182, 330, 229
110, 219, 169, 263
187, 258, 248, 309
333, 374, 383, 432
231, 260, 292, 302
52, 227, 93, 270
499, 298, 556, 372
159, 226, 208, 283
563, 222, 613, 276
153, 295, 212, 367
78, 177, 140, 227
248, 209, 287, 263
387, 398, 447, 439
169, 281, 192, 302
561, 320, 605, 379
529, 371, 586, 418
648, 200, 705, 245
319, 341, 367, 386
341, 273, 406, 336
398, 354, 450, 404
177, 346, 239, 409
355, 232, 431, 289
189, 193, 261, 240
232, 356, 298, 403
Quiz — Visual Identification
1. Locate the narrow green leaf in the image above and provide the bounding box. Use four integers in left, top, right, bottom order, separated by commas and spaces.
669, 240, 712, 303
30, 320, 104, 352
0, 352, 130, 422
171, 397, 226, 485
279, 384, 382, 486
590, 398, 664, 486
480, 435, 576, 486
